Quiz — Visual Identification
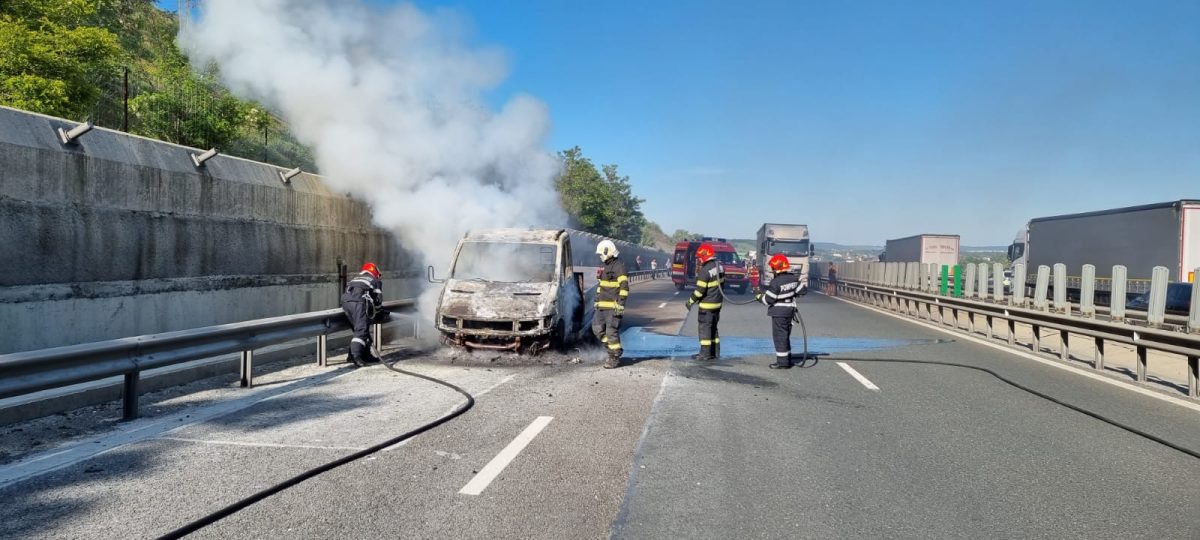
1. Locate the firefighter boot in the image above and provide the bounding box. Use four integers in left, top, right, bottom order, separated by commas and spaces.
604, 349, 621, 369
348, 354, 366, 368
713, 341, 721, 359
691, 345, 713, 362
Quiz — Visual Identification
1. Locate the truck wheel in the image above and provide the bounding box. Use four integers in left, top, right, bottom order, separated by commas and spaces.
675, 282, 684, 291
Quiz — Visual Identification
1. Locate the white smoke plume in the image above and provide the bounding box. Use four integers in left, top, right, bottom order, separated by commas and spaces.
179, 0, 565, 272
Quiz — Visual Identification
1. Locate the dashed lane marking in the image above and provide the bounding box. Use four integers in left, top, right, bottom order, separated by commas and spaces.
838, 362, 880, 391
459, 416, 554, 496
657, 302, 667, 308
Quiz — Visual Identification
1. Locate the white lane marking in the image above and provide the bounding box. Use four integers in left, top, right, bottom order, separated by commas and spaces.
823, 293, 1200, 413
159, 437, 366, 451
673, 291, 679, 296
383, 374, 516, 452
459, 416, 553, 496
837, 362, 880, 391
657, 302, 667, 309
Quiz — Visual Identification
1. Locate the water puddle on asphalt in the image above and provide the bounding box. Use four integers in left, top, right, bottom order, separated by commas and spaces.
618, 327, 946, 360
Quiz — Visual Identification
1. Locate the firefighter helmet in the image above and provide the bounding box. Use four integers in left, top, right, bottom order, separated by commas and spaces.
696, 243, 716, 263
768, 253, 790, 272
596, 240, 619, 261
361, 262, 381, 279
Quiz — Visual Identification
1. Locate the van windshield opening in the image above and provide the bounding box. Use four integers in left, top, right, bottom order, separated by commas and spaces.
716, 251, 742, 265
767, 240, 809, 257
452, 242, 557, 282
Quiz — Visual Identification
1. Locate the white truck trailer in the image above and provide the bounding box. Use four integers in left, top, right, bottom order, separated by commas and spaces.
1008, 199, 1200, 292
881, 234, 960, 266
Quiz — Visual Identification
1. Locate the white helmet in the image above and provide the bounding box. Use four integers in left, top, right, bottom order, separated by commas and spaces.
596, 240, 619, 261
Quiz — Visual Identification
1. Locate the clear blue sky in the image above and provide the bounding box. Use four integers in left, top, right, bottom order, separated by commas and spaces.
162, 0, 1199, 246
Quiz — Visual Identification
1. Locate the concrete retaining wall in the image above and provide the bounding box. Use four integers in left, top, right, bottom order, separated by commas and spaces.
0, 106, 415, 354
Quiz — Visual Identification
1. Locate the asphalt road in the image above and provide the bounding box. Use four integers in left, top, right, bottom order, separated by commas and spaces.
1, 279, 1198, 539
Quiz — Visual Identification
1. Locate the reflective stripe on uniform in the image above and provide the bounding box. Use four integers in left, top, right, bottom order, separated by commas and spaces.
619, 290, 629, 297
773, 302, 796, 308
601, 335, 607, 343
596, 301, 620, 309
699, 339, 713, 345
599, 279, 621, 288
698, 302, 722, 310
607, 342, 622, 350
617, 275, 629, 283
350, 277, 374, 287
352, 337, 367, 345
776, 352, 790, 357
713, 337, 720, 343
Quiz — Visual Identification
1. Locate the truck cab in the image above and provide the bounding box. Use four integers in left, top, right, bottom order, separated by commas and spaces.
430, 229, 588, 354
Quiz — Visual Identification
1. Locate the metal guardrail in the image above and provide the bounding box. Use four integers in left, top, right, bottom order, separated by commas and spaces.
817, 277, 1200, 399
0, 299, 415, 420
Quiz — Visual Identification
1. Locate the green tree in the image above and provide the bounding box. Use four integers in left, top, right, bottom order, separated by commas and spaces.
0, 0, 122, 118
671, 229, 697, 243
602, 163, 647, 244
556, 147, 651, 244
129, 56, 246, 149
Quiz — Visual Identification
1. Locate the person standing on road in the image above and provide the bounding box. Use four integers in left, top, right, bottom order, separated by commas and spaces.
686, 243, 723, 361
758, 254, 806, 369
635, 255, 643, 271
342, 262, 384, 367
827, 264, 838, 296
593, 240, 628, 369
650, 258, 658, 279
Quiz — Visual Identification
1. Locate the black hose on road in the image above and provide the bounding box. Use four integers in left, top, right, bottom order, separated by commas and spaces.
155, 357, 475, 539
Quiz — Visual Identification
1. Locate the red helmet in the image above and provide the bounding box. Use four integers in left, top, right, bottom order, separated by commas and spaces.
768, 253, 790, 272
696, 243, 715, 263
361, 262, 381, 278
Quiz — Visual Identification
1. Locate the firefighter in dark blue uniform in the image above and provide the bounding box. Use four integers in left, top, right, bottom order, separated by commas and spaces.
593, 240, 629, 369
758, 254, 806, 368
342, 262, 383, 367
686, 243, 723, 361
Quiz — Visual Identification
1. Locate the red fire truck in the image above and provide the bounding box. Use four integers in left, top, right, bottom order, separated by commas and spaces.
670, 238, 750, 293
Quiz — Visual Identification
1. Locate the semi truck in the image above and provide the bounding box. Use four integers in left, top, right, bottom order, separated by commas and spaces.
756, 223, 812, 287
1008, 200, 1200, 294
880, 234, 960, 266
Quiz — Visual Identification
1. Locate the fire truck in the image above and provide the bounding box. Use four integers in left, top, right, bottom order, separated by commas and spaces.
670, 238, 750, 293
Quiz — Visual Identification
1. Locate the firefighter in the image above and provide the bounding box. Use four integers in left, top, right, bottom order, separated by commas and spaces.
758, 254, 807, 369
686, 243, 723, 360
342, 262, 383, 367
593, 240, 628, 369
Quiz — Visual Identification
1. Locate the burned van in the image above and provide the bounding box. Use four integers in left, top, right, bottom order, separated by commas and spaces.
429, 229, 589, 353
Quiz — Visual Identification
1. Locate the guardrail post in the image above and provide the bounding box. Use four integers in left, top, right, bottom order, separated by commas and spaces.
1110, 265, 1127, 322
1031, 324, 1040, 353
1189, 356, 1199, 398
1147, 266, 1169, 327
976, 263, 988, 300
1060, 331, 1070, 361
1052, 263, 1068, 314
992, 262, 1005, 302
317, 334, 329, 367
122, 372, 139, 421
1136, 345, 1148, 383
985, 315, 993, 339
1189, 267, 1200, 333
1033, 265, 1050, 310
1011, 263, 1026, 306
939, 265, 949, 295
1094, 337, 1105, 370
953, 265, 963, 297
1080, 264, 1096, 318
964, 264, 976, 298
1007, 319, 1016, 345
240, 350, 254, 388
